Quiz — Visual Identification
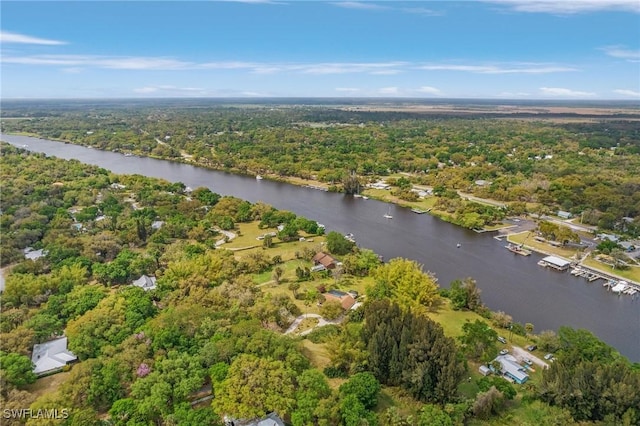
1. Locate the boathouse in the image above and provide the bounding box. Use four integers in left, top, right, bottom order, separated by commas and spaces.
539, 255, 571, 271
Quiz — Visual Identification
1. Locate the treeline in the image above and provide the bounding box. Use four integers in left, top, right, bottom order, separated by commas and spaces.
2, 102, 639, 235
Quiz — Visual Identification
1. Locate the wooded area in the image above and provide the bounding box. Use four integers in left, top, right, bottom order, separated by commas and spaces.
1, 143, 638, 426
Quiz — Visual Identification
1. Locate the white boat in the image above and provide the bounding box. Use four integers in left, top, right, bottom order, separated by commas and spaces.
383, 206, 393, 219
256, 175, 263, 180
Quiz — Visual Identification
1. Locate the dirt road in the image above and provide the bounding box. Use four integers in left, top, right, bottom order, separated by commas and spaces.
510, 345, 549, 370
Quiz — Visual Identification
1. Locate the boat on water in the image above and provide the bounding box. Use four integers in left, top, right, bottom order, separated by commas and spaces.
505, 243, 531, 256
411, 208, 427, 214
345, 233, 356, 243
383, 207, 393, 219
256, 175, 263, 180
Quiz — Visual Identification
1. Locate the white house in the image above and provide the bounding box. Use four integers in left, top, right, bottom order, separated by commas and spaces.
132, 275, 157, 291
31, 336, 77, 376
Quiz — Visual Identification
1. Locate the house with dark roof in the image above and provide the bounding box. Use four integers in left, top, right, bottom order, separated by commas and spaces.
312, 252, 337, 270
31, 336, 77, 376
323, 289, 356, 310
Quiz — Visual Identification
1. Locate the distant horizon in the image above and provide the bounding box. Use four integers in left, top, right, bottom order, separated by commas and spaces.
2, 1, 638, 100
2, 96, 639, 105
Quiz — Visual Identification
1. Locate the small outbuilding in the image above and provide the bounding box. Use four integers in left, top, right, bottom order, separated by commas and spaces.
479, 365, 491, 376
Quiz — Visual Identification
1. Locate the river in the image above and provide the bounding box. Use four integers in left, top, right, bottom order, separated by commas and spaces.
2, 134, 639, 361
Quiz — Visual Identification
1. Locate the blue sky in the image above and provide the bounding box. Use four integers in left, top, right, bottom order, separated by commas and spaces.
1, 1, 639, 99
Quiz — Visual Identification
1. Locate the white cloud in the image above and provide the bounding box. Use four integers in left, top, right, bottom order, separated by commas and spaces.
497, 91, 531, 97
539, 87, 596, 97
417, 86, 442, 95
369, 70, 402, 75
333, 1, 388, 11
0, 31, 67, 45
133, 85, 205, 95
379, 87, 399, 95
400, 7, 444, 16
418, 63, 578, 74
484, 0, 640, 14
600, 46, 640, 61
222, 0, 285, 3
613, 89, 640, 97
3, 54, 192, 70
133, 87, 159, 94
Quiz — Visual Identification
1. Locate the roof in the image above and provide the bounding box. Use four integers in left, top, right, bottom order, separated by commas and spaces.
495, 355, 528, 383
542, 255, 571, 268
31, 336, 77, 375
132, 275, 157, 291
324, 291, 356, 310
312, 252, 336, 268
224, 412, 285, 426
23, 248, 47, 260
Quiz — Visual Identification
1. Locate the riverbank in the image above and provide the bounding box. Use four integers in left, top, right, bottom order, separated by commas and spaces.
505, 231, 640, 289
3, 133, 638, 361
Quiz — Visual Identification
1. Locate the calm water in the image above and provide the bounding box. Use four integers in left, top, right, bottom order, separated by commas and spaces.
3, 134, 639, 361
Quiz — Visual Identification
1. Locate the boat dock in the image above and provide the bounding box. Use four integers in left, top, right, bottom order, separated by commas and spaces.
572, 265, 640, 297
505, 243, 532, 256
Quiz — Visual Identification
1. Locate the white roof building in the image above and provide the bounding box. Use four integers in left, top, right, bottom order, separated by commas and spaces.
31, 336, 77, 375
132, 275, 157, 291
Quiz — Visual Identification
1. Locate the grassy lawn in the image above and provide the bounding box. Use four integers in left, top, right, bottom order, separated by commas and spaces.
581, 257, 640, 283
427, 300, 487, 338
507, 231, 582, 260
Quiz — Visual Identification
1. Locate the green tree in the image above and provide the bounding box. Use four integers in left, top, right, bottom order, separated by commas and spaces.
459, 320, 498, 362
320, 300, 344, 320
291, 369, 332, 426
339, 372, 381, 409
0, 351, 37, 387
326, 231, 355, 255
417, 404, 453, 426
212, 354, 296, 419
369, 258, 441, 314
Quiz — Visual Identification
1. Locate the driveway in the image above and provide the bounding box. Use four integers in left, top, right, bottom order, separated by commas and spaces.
510, 345, 549, 370
284, 313, 343, 335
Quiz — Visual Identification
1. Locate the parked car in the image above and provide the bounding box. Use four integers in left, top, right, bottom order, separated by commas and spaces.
499, 349, 509, 355
526, 345, 537, 351
523, 358, 533, 366
497, 336, 507, 344
544, 353, 554, 360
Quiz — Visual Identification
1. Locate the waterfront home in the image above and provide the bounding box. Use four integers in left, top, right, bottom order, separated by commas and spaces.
312, 252, 337, 270
31, 336, 77, 376
492, 354, 529, 384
